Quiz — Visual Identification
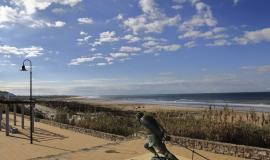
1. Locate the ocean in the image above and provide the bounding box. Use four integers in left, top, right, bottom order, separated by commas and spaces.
97, 92, 270, 112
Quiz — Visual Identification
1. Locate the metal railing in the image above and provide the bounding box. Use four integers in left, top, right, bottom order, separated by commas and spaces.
0, 99, 35, 144
181, 145, 210, 160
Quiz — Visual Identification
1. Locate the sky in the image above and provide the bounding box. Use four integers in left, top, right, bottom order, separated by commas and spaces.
0, 0, 270, 96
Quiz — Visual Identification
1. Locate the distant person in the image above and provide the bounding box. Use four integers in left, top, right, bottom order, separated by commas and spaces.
136, 112, 179, 160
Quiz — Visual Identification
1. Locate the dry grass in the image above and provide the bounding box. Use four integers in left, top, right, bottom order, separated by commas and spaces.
40, 101, 270, 148
155, 107, 270, 148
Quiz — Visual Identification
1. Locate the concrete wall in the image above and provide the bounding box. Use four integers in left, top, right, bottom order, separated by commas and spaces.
39, 119, 126, 141
170, 136, 270, 160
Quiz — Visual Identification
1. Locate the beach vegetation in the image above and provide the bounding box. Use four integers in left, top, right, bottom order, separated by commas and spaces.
39, 101, 270, 148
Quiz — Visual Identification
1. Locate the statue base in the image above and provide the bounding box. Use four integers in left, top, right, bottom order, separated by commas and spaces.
151, 156, 166, 160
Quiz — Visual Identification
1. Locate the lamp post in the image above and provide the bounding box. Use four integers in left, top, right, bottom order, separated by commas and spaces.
21, 59, 33, 144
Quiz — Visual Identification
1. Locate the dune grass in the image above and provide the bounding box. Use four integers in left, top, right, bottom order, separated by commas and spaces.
40, 101, 270, 148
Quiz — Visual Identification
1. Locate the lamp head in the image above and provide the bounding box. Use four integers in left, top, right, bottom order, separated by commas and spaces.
21, 64, 27, 71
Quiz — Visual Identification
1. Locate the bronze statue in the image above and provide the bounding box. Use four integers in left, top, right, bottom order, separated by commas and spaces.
136, 112, 179, 160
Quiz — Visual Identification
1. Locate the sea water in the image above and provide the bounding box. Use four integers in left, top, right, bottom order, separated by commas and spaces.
91, 92, 270, 112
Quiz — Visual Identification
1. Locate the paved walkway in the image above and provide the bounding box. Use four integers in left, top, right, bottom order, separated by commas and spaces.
0, 114, 245, 160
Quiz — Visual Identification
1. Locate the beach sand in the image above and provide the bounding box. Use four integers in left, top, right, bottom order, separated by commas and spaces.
61, 96, 207, 112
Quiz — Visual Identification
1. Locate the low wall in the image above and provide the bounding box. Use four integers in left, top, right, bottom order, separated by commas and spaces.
170, 136, 270, 160
6, 112, 270, 159
5, 112, 127, 141
39, 119, 126, 141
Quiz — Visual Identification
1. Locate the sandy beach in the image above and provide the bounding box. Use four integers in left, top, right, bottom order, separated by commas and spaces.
61, 96, 208, 112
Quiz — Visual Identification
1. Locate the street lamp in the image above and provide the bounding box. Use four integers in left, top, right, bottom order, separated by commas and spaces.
21, 59, 33, 144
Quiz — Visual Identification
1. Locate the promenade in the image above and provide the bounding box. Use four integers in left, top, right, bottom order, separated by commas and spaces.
0, 114, 244, 160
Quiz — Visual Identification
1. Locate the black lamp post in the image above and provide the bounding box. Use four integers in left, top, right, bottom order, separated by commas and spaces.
21, 59, 33, 144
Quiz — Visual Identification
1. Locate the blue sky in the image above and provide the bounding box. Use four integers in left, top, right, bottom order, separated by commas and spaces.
0, 0, 270, 95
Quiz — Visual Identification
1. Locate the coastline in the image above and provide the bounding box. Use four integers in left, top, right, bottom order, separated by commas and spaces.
61, 96, 270, 113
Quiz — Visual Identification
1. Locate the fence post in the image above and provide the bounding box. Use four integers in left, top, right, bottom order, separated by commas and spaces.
21, 105, 24, 129
5, 104, 9, 136
13, 104, 17, 126
0, 105, 2, 131
33, 104, 35, 132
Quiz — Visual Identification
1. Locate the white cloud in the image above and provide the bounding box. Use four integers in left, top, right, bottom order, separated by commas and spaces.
69, 54, 103, 65
234, 28, 270, 45
0, 6, 18, 24
123, 16, 146, 34
55, 0, 82, 6
123, 0, 181, 34
92, 31, 119, 46
213, 27, 226, 33
99, 31, 119, 42
241, 65, 270, 73
0, 0, 80, 28
142, 36, 181, 53
122, 34, 141, 43
29, 20, 66, 28
143, 39, 181, 53
110, 52, 129, 58
177, 0, 225, 45
96, 63, 107, 66
0, 44, 44, 57
142, 40, 159, 48
124, 15, 181, 34
80, 31, 88, 36
116, 13, 124, 20
10, 0, 82, 14
139, 0, 160, 16
180, 1, 217, 31
207, 39, 231, 46
179, 28, 228, 40
144, 36, 167, 42
159, 44, 181, 52
90, 48, 96, 52
119, 46, 141, 53
179, 30, 200, 39
233, 0, 240, 5
69, 50, 135, 67
172, 5, 183, 10
53, 21, 66, 27
51, 8, 65, 14
184, 41, 196, 48
77, 35, 92, 45
77, 31, 92, 45
78, 17, 94, 24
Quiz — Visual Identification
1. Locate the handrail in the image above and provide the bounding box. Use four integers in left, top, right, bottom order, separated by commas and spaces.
168, 135, 210, 160
0, 100, 35, 104
179, 144, 210, 160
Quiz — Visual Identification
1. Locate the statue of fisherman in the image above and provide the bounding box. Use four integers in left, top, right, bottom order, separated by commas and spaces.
136, 112, 179, 160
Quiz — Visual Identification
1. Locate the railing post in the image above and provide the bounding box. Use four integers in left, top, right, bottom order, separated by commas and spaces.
192, 150, 194, 160
5, 104, 9, 136
21, 105, 24, 129
13, 104, 17, 126
0, 105, 2, 131
32, 104, 35, 132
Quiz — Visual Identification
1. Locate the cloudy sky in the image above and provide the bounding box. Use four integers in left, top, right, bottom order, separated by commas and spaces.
0, 0, 270, 95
